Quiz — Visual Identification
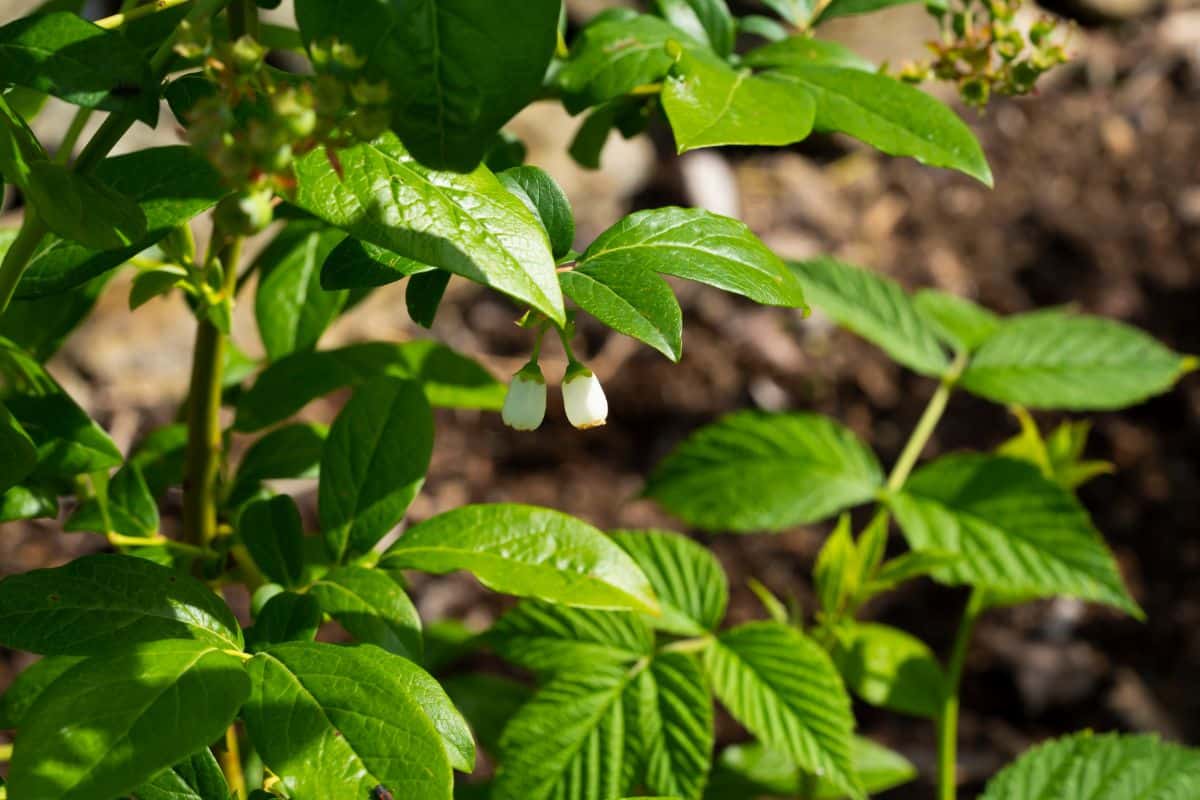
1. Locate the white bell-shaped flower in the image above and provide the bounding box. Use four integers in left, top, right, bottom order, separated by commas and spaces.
501, 362, 547, 431
562, 362, 608, 429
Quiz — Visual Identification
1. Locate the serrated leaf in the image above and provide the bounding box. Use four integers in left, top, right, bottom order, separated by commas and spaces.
234, 340, 504, 431
655, 0, 735, 56
7, 640, 249, 800
830, 622, 945, 718
912, 289, 1000, 353
888, 454, 1141, 616
228, 422, 326, 506
0, 654, 83, 729
791, 258, 951, 377
814, 515, 857, 617
980, 731, 1200, 800
65, 462, 158, 537
494, 661, 641, 800
486, 600, 653, 674
560, 262, 683, 361
0, 399, 36, 494
705, 622, 861, 798
292, 134, 564, 324
709, 736, 915, 799
646, 411, 883, 533
764, 66, 992, 185
960, 310, 1194, 410
253, 222, 348, 361
663, 50, 815, 153
25, 160, 147, 250
743, 36, 874, 72
248, 591, 321, 650
582, 207, 806, 308
239, 495, 306, 588
310, 565, 423, 661
382, 504, 659, 613
610, 529, 727, 635
0, 553, 244, 654
498, 166, 576, 260
633, 653, 714, 800
243, 642, 464, 797
133, 748, 230, 800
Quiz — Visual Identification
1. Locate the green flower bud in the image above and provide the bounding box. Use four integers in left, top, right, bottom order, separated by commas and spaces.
215, 189, 274, 236
350, 79, 390, 107
230, 35, 266, 73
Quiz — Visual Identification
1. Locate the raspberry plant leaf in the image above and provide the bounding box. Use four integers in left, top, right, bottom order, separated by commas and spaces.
646, 411, 883, 533
7, 640, 250, 800
912, 288, 1002, 354
382, 504, 660, 613
309, 565, 423, 662
486, 600, 654, 675
610, 529, 728, 636
829, 622, 947, 719
631, 652, 715, 800
709, 736, 916, 799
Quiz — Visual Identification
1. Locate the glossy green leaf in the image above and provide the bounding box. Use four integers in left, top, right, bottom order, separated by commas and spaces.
292, 134, 564, 324
581, 207, 806, 308
888, 454, 1141, 616
25, 160, 147, 250
960, 310, 1195, 410
228, 422, 326, 506
560, 261, 683, 361
486, 600, 653, 674
310, 565, 423, 661
441, 673, 532, 754
406, 269, 451, 329
65, 463, 158, 537
243, 642, 463, 797
17, 146, 227, 299
765, 66, 992, 185
248, 591, 321, 650
498, 166, 576, 260
0, 12, 157, 122
382, 503, 660, 613
912, 288, 1001, 353
743, 37, 874, 72
816, 0, 922, 23
253, 222, 348, 361
646, 411, 883, 532
0, 552, 243, 654
239, 495, 306, 588
981, 731, 1200, 800
709, 736, 915, 799
632, 653, 714, 800
663, 50, 815, 153
1, 272, 110, 359
319, 377, 433, 560
133, 748, 230, 800
655, 0, 735, 56
0, 400, 36, 494
758, 0, 814, 24
0, 483, 59, 522
830, 622, 945, 718
705, 622, 861, 798
494, 660, 641, 800
318, 236, 432, 291
296, 0, 559, 171
791, 258, 951, 377
7, 640, 249, 800
737, 14, 791, 43
0, 92, 46, 191
235, 340, 504, 431
0, 654, 83, 729
610, 529, 727, 635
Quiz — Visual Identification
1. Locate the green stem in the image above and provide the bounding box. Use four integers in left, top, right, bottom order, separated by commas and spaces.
228, 0, 259, 39
107, 532, 215, 559
937, 587, 986, 800
95, 0, 194, 29
220, 727, 248, 799
885, 352, 968, 492
54, 108, 94, 165
0, 741, 11, 762
0, 213, 48, 315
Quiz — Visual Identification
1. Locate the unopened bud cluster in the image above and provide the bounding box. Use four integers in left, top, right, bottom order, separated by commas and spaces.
898, 0, 1069, 107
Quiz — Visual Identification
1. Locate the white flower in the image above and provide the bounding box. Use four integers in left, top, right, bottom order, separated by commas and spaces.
502, 363, 547, 431
562, 363, 608, 429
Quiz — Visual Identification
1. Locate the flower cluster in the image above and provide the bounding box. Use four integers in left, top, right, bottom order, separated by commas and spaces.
502, 360, 609, 432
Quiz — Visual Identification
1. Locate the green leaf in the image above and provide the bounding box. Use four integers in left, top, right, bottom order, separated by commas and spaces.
710, 736, 915, 799
486, 600, 653, 674
830, 622, 945, 718
228, 422, 326, 506
319, 377, 433, 560
998, 414, 1112, 491
0, 92, 46, 192
17, 146, 227, 299
0, 552, 244, 654
25, 160, 147, 250
764, 66, 992, 185
737, 14, 791, 43
560, 261, 683, 361
866, 549, 962, 594
816, 0, 922, 23
406, 269, 451, 328
133, 748, 230, 800
0, 654, 84, 729
758, 0, 814, 24
498, 166, 576, 260
705, 622, 861, 798
382, 503, 660, 613
655, 0, 735, 57
248, 591, 322, 650
129, 266, 186, 310
558, 14, 700, 113
0, 337, 122, 477
239, 495, 306, 588
743, 37, 874, 72
318, 236, 432, 290
7, 640, 249, 800
243, 642, 462, 797
494, 660, 641, 800
632, 653, 714, 800
646, 411, 883, 532
310, 565, 423, 661
791, 258, 950, 377
959, 310, 1194, 410
981, 731, 1200, 800
65, 463, 158, 537
813, 514, 857, 617
441, 673, 532, 754
292, 134, 564, 324
253, 222, 348, 361
610, 529, 727, 636
662, 49, 815, 153
912, 288, 1001, 353
0, 270, 111, 361
235, 340, 504, 431
129, 423, 188, 498
581, 207, 806, 308
0, 12, 157, 122
296, 0, 559, 171
888, 454, 1141, 616
0, 399, 36, 494
0, 483, 59, 522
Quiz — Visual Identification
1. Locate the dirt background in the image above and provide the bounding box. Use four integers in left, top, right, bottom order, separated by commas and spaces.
2, 0, 1200, 797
